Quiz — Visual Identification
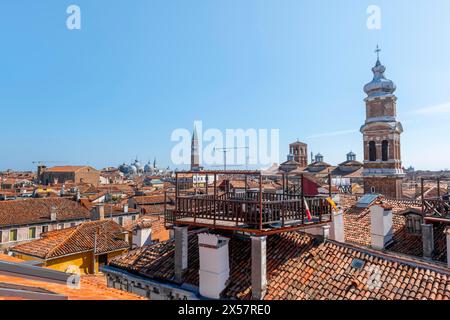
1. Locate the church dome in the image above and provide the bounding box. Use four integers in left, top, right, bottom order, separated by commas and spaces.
364, 58, 396, 98
133, 159, 143, 172
144, 161, 153, 173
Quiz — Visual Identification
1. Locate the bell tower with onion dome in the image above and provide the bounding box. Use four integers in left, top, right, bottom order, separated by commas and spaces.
360, 46, 405, 198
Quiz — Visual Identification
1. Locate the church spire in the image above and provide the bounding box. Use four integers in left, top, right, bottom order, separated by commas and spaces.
191, 126, 200, 171
363, 45, 396, 98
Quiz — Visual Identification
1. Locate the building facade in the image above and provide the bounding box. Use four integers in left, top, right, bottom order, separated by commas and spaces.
38, 166, 100, 187
361, 51, 405, 198
289, 141, 308, 167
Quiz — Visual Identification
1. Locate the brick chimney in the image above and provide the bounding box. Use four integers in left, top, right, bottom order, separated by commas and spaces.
370, 204, 393, 250
198, 233, 230, 299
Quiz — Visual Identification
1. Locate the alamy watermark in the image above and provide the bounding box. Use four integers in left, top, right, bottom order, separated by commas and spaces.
367, 5, 381, 30
171, 121, 280, 168
66, 4, 81, 30
66, 265, 81, 289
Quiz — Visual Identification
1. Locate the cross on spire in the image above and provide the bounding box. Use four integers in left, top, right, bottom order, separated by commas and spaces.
375, 45, 381, 60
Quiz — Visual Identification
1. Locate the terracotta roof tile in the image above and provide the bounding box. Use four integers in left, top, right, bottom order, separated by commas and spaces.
10, 220, 129, 260
0, 198, 91, 227
109, 231, 450, 300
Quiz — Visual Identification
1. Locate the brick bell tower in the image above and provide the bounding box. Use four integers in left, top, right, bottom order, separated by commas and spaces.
361, 47, 405, 198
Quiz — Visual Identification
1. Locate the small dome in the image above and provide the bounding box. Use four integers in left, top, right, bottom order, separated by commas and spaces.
144, 161, 153, 173
364, 59, 396, 98
133, 159, 142, 171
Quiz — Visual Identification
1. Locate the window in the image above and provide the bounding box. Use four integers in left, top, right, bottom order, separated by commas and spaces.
369, 141, 377, 161
132, 215, 136, 221
9, 229, 18, 242
406, 215, 423, 235
0, 230, 2, 244
42, 225, 49, 234
70, 222, 76, 227
58, 223, 64, 230
382, 140, 389, 161
28, 227, 36, 239
371, 186, 376, 194
118, 217, 124, 226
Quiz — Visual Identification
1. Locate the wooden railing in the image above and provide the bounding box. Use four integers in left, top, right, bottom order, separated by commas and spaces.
423, 198, 450, 218
169, 192, 332, 231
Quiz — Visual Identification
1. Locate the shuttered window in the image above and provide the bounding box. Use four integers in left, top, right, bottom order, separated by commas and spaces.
9, 229, 18, 242
28, 227, 36, 239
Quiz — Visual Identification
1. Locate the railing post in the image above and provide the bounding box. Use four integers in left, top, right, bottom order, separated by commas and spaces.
301, 174, 305, 224
421, 178, 424, 214
213, 173, 217, 228
259, 173, 263, 230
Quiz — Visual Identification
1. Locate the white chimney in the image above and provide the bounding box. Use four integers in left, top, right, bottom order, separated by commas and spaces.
123, 204, 129, 213
330, 209, 345, 242
198, 233, 230, 299
132, 221, 152, 248
50, 206, 57, 221
92, 204, 105, 221
370, 204, 393, 250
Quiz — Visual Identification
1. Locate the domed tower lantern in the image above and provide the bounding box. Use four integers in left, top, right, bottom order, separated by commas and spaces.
360, 46, 405, 198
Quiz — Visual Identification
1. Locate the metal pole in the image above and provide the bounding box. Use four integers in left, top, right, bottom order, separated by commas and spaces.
301, 174, 305, 223
213, 173, 217, 228
421, 178, 424, 214
328, 172, 332, 198
223, 150, 227, 171
437, 178, 441, 199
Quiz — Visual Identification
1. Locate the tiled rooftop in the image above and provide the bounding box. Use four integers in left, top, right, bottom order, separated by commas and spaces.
109, 231, 450, 300
0, 198, 91, 227
10, 220, 129, 260
342, 196, 448, 263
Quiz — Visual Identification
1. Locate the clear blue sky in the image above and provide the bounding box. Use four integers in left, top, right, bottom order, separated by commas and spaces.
1, 0, 450, 171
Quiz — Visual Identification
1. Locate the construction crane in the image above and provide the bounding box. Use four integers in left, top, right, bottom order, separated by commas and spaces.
32, 161, 65, 166
213, 147, 250, 171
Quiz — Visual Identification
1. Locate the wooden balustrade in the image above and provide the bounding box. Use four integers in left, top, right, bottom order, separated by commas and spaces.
170, 192, 332, 230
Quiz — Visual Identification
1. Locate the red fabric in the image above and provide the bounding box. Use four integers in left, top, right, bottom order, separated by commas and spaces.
304, 199, 312, 220
303, 177, 319, 196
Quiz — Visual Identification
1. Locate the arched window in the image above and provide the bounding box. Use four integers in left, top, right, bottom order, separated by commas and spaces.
382, 140, 389, 161
369, 141, 376, 161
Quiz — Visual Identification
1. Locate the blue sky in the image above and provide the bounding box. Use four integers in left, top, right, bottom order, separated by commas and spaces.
1, 0, 450, 171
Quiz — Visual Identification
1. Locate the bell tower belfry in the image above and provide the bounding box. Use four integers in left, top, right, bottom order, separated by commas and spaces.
361, 47, 405, 198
